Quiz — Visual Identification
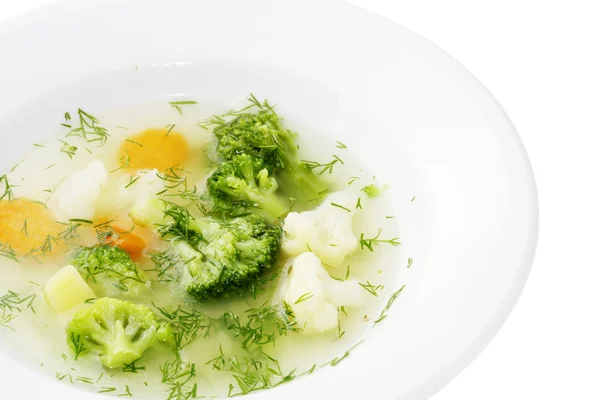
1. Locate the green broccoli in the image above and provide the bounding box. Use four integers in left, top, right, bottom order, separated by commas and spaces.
207, 154, 287, 222
178, 214, 282, 300
71, 245, 149, 298
67, 298, 173, 368
131, 199, 282, 300
209, 99, 329, 203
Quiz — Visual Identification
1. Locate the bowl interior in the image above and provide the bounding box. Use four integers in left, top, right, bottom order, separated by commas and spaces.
0, 1, 537, 399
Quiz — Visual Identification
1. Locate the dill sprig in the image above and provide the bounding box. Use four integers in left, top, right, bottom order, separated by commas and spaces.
147, 249, 180, 283
374, 285, 406, 324
221, 302, 299, 351
27, 234, 59, 256
208, 347, 297, 397
0, 291, 36, 329
0, 242, 18, 263
197, 94, 271, 130
358, 229, 401, 251
157, 166, 189, 191
160, 360, 198, 400
154, 304, 213, 355
69, 332, 86, 360
122, 357, 146, 373
0, 174, 15, 201
65, 109, 110, 146
302, 155, 344, 175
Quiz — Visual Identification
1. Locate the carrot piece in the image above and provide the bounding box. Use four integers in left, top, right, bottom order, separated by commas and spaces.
98, 215, 152, 256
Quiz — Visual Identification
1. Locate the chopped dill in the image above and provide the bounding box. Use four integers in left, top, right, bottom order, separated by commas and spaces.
359, 229, 401, 252
386, 215, 394, 219
59, 139, 77, 159
208, 346, 297, 396
345, 265, 351, 280
411, 196, 416, 202
124, 176, 140, 189
160, 359, 198, 400
69, 332, 86, 360
0, 174, 15, 201
118, 385, 133, 397
336, 141, 347, 149
10, 163, 19, 173
295, 292, 313, 304
21, 219, 28, 237
157, 166, 188, 191
374, 285, 406, 324
46, 164, 55, 170
125, 139, 143, 147
348, 176, 359, 185
64, 109, 110, 146
0, 291, 36, 328
68, 218, 93, 224
331, 202, 351, 212
302, 155, 343, 175
170, 100, 197, 115
356, 197, 362, 209
322, 340, 365, 368
98, 387, 117, 393
33, 143, 46, 147
75, 376, 95, 385
358, 281, 384, 297
122, 358, 146, 373
300, 364, 317, 376
165, 123, 176, 136
407, 257, 413, 268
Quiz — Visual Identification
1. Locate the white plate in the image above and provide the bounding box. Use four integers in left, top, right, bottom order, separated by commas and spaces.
0, 0, 538, 399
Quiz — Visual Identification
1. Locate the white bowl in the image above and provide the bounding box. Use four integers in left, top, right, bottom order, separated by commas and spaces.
0, 0, 538, 399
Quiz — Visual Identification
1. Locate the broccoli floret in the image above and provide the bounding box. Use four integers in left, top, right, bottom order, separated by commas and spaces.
207, 154, 287, 222
130, 199, 282, 300
71, 245, 149, 298
176, 213, 282, 300
211, 104, 329, 203
67, 298, 173, 368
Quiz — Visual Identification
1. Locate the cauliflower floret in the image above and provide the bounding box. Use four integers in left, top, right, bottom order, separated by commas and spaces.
115, 169, 163, 210
280, 252, 366, 334
282, 192, 358, 267
49, 160, 108, 221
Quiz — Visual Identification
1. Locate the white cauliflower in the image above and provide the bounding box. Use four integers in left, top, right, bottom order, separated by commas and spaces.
49, 160, 108, 221
279, 252, 366, 334
282, 191, 358, 267
115, 169, 163, 210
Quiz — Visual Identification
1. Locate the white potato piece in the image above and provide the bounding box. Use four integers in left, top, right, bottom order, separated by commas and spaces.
282, 191, 358, 267
43, 265, 95, 312
49, 160, 108, 221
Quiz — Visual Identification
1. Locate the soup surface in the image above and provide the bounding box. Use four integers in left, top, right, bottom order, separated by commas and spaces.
0, 96, 403, 398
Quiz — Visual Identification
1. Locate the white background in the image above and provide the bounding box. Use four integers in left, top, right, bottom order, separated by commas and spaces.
1, 1, 598, 399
